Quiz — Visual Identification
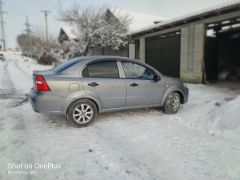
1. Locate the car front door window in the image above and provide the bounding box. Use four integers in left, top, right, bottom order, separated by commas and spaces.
122, 62, 155, 80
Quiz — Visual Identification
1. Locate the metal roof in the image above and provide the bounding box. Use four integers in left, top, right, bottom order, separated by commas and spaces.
130, 0, 240, 37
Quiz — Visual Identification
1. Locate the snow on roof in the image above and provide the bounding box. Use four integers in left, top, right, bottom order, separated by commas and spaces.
61, 26, 77, 39
61, 9, 167, 38
112, 8, 167, 32
130, 0, 240, 36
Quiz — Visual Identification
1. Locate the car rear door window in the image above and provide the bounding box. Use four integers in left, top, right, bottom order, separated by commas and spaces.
122, 62, 155, 80
82, 61, 119, 78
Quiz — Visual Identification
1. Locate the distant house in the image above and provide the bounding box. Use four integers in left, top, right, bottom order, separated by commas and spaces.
58, 9, 165, 58
58, 28, 69, 44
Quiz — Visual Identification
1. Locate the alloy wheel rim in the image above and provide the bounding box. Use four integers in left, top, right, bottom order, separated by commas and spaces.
73, 104, 93, 124
172, 96, 180, 111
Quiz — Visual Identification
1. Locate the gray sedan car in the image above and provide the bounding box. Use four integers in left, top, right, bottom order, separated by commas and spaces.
29, 56, 188, 127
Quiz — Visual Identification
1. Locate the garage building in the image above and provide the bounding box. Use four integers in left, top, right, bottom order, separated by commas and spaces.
129, 1, 240, 83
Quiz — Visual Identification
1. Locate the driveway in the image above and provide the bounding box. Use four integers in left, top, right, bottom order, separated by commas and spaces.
0, 52, 240, 180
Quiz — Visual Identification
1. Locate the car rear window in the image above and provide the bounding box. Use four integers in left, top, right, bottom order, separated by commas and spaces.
53, 57, 93, 73
52, 59, 80, 73
60, 61, 81, 75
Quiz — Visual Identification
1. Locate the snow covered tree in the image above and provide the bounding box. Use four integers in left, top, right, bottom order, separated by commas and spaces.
59, 5, 131, 56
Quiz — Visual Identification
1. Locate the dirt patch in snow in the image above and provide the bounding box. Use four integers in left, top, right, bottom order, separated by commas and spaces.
0, 89, 29, 107
9, 93, 29, 107
0, 89, 15, 99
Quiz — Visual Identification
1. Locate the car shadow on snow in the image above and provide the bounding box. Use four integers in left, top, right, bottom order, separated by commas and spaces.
95, 107, 162, 123
46, 115, 74, 128
44, 108, 162, 128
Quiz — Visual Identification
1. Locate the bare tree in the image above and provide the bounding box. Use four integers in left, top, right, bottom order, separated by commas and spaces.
59, 4, 132, 56
16, 33, 60, 64
17, 34, 43, 57
17, 34, 29, 55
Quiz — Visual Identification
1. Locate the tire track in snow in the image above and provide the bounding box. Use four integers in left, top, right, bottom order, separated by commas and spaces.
0, 61, 31, 180
14, 59, 32, 78
0, 61, 29, 107
90, 124, 183, 180
0, 60, 29, 133
0, 62, 16, 100
0, 60, 49, 180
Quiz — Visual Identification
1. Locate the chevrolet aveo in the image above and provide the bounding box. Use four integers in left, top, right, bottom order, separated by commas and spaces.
29, 56, 189, 127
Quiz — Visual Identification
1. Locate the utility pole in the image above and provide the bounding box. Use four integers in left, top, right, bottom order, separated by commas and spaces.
23, 15, 32, 58
0, 0, 6, 51
41, 10, 50, 42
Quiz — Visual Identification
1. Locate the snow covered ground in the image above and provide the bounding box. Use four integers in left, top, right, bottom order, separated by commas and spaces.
0, 52, 240, 180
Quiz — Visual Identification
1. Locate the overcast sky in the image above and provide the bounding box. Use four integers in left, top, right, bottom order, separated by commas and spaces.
3, 0, 234, 47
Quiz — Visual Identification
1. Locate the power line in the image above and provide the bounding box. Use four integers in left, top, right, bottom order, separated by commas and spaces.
23, 16, 32, 34
41, 10, 51, 42
0, 0, 6, 51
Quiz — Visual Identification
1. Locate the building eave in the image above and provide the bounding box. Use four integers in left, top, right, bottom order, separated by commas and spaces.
130, 1, 240, 38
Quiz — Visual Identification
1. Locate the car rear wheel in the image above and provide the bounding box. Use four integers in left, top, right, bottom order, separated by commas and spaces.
163, 92, 180, 114
67, 99, 97, 127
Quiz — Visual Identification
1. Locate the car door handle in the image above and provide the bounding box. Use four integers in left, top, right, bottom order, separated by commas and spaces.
88, 82, 99, 87
130, 83, 138, 87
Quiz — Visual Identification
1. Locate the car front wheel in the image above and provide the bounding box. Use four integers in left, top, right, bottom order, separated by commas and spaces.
163, 92, 181, 114
67, 99, 97, 127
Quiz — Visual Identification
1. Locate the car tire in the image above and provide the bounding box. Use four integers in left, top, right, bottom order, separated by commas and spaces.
67, 99, 97, 127
163, 92, 181, 114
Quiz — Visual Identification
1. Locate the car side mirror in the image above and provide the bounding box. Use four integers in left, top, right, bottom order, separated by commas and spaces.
154, 74, 160, 82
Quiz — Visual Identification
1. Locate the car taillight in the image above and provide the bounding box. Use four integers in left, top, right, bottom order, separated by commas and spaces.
35, 75, 50, 91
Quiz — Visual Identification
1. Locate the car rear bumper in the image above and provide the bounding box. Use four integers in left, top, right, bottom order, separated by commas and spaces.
29, 88, 62, 114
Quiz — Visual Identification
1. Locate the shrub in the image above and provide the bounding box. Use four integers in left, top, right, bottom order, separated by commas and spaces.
38, 52, 57, 65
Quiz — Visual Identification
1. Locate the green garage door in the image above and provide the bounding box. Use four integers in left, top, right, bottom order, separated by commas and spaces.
146, 34, 181, 78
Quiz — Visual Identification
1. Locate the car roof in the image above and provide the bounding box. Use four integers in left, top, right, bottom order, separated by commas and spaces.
74, 55, 161, 75
75, 55, 141, 63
